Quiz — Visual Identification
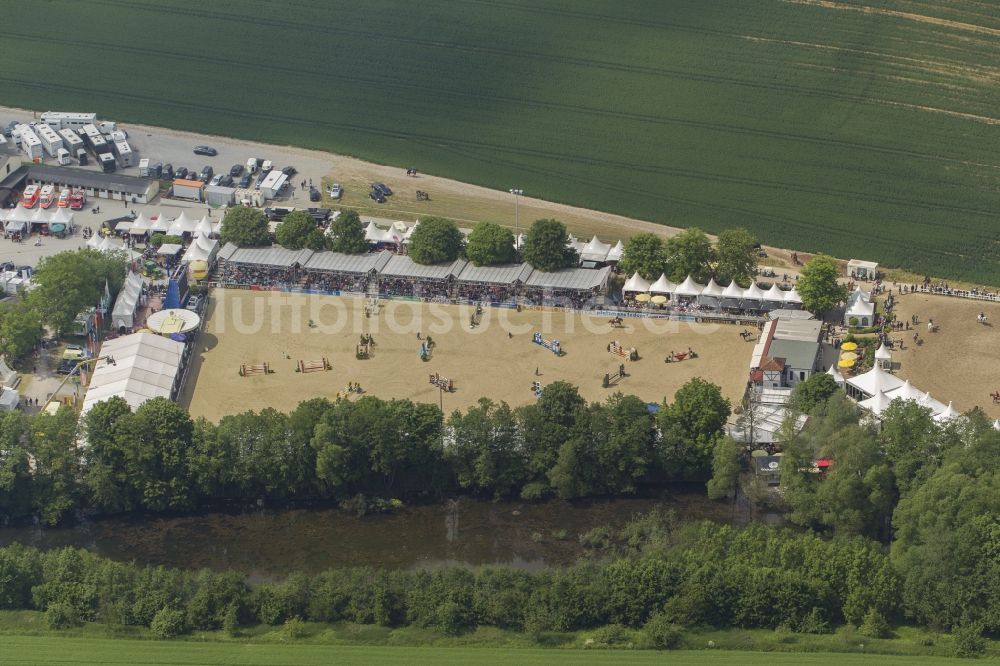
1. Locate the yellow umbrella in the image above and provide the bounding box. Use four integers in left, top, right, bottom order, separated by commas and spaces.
838, 358, 855, 368
839, 351, 858, 362
841, 341, 858, 351
188, 260, 209, 280
634, 293, 651, 302
650, 295, 667, 304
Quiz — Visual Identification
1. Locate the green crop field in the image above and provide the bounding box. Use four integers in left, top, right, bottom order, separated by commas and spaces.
0, 636, 970, 666
4, 1, 1000, 281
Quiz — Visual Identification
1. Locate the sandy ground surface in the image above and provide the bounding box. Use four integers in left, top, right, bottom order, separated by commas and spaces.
885, 291, 1000, 417
181, 290, 755, 422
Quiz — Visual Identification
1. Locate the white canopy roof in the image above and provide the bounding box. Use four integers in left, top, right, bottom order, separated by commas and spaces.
934, 402, 960, 422
784, 287, 802, 303
111, 272, 144, 329
847, 363, 904, 398
148, 214, 171, 234
623, 272, 651, 294
30, 208, 50, 225
129, 212, 151, 234
580, 235, 612, 262
846, 299, 875, 317
648, 273, 676, 295
826, 363, 845, 385
722, 280, 745, 300
49, 207, 74, 225
764, 283, 785, 302
920, 392, 948, 415
182, 234, 219, 264
874, 342, 892, 361
743, 283, 766, 301
173, 210, 197, 234
701, 278, 724, 298
674, 275, 703, 297
848, 286, 870, 304
606, 240, 624, 262
859, 390, 893, 416
81, 332, 184, 417
886, 380, 924, 404
6, 207, 31, 224
194, 215, 214, 238
364, 221, 400, 244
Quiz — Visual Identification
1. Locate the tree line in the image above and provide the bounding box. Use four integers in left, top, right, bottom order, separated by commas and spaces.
0, 378, 732, 526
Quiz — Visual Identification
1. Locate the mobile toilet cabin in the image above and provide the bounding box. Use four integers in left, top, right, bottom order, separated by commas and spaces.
40, 112, 96, 131
113, 141, 135, 167
35, 124, 64, 157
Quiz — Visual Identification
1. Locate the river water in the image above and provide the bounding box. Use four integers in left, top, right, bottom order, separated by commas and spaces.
0, 493, 736, 578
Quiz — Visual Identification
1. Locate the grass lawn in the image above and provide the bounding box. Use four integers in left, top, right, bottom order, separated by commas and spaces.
3, 2, 1000, 282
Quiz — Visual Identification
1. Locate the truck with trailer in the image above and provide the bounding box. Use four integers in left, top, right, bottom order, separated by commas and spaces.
56, 148, 72, 165
35, 124, 64, 157
18, 126, 43, 160
57, 128, 84, 156
113, 140, 135, 167
39, 112, 96, 131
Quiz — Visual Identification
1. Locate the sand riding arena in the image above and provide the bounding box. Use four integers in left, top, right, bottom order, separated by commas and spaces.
181, 290, 756, 422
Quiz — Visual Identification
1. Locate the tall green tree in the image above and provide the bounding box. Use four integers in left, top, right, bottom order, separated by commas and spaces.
29, 249, 127, 335
714, 228, 758, 287
82, 397, 136, 514
789, 373, 840, 415
706, 436, 740, 500
0, 411, 32, 520
516, 381, 585, 496
657, 378, 731, 480
877, 400, 943, 496
275, 211, 323, 250
798, 255, 848, 315
617, 233, 666, 281
326, 209, 368, 254
28, 406, 81, 526
446, 399, 525, 499
464, 222, 515, 266
219, 207, 270, 247
521, 219, 578, 272
408, 217, 464, 265
664, 228, 714, 283
0, 300, 43, 361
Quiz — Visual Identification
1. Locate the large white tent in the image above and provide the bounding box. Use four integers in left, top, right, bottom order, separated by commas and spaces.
622, 272, 651, 295
148, 214, 171, 234
934, 402, 960, 422
580, 235, 612, 263
826, 363, 845, 385
742, 283, 765, 303
81, 331, 185, 417
859, 390, 893, 416
181, 233, 219, 264
649, 273, 676, 295
194, 215, 214, 238
847, 363, 904, 399
606, 240, 624, 263
783, 287, 802, 305
886, 380, 924, 403
721, 280, 745, 306
764, 283, 786, 305
674, 275, 703, 298
129, 212, 151, 235
111, 272, 145, 331
701, 278, 724, 299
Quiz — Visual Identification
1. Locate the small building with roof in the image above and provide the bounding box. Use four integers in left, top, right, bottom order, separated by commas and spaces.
26, 165, 158, 203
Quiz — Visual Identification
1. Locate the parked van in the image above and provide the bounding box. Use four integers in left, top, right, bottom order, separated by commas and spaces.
261, 160, 273, 173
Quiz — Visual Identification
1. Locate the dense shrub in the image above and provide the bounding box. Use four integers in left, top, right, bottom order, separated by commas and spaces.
150, 607, 188, 638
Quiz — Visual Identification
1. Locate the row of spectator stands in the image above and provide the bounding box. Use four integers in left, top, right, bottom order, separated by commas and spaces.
522, 265, 612, 309
377, 255, 466, 300
302, 251, 391, 294
453, 263, 534, 305
216, 244, 314, 288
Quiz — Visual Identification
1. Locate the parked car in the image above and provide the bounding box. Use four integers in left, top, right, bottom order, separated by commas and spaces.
281, 166, 297, 177
328, 183, 342, 199
372, 182, 392, 196
219, 175, 234, 187
174, 166, 189, 179
239, 173, 252, 188
193, 145, 217, 156
185, 295, 204, 312
56, 359, 80, 376
62, 345, 85, 360
200, 166, 214, 182
209, 174, 223, 187
369, 190, 386, 203
162, 163, 174, 180
309, 188, 321, 202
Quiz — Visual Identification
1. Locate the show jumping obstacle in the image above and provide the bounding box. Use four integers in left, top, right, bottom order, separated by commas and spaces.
532, 332, 562, 356
297, 358, 331, 373
470, 304, 483, 329
239, 362, 271, 377
602, 363, 627, 388
531, 381, 543, 399
608, 340, 639, 361
429, 372, 455, 392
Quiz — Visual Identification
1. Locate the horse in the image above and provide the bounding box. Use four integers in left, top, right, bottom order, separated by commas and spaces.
977, 313, 988, 325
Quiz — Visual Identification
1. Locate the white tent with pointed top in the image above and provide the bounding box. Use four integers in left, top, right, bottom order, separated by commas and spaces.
848, 286, 871, 304
783, 287, 802, 305
994, 419, 1000, 431
887, 380, 924, 404
701, 278, 724, 298
606, 240, 624, 263
742, 282, 766, 303
826, 363, 845, 385
148, 214, 170, 234
674, 275, 703, 298
86, 233, 102, 249
129, 212, 151, 235
622, 272, 651, 295
29, 207, 51, 228
859, 390, 893, 416
182, 233, 219, 264
847, 363, 904, 398
649, 273, 676, 295
874, 342, 892, 362
920, 392, 948, 415
580, 235, 612, 263
721, 280, 745, 306
194, 215, 214, 238
49, 207, 75, 226
173, 210, 197, 235
764, 283, 785, 302
934, 402, 960, 422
